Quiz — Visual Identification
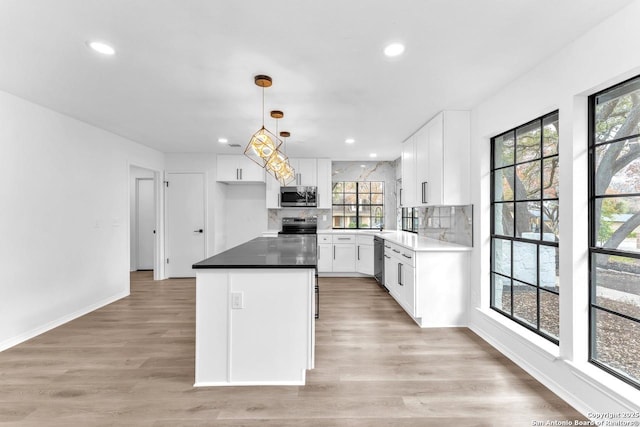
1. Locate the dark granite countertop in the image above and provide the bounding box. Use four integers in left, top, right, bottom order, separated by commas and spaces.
192, 235, 317, 269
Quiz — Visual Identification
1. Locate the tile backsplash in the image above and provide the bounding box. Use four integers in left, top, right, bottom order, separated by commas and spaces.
413, 205, 473, 247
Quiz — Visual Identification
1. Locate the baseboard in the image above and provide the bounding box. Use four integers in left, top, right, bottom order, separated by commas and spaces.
0, 290, 130, 352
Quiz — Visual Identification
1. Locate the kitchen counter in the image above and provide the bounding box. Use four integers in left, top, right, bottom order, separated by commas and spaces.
316, 229, 471, 252
193, 235, 317, 269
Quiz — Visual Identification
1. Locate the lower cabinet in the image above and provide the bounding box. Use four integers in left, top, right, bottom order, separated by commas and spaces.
317, 243, 333, 272
385, 241, 469, 328
356, 235, 374, 275
317, 234, 356, 273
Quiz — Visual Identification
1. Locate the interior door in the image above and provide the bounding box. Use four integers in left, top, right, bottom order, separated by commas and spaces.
136, 178, 155, 270
166, 172, 206, 278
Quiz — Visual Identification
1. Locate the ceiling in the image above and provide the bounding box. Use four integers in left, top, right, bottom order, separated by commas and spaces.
0, 0, 635, 160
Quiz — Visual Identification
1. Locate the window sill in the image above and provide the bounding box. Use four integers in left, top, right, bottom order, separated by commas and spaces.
565, 361, 640, 410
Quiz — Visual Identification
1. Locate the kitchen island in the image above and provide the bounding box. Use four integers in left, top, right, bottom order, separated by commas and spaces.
192, 235, 316, 387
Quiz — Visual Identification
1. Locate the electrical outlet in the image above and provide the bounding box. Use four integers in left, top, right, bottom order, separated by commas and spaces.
231, 292, 244, 309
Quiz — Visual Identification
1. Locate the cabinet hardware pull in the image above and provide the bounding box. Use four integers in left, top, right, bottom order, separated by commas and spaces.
357, 246, 360, 260
400, 188, 403, 206
337, 237, 350, 241
240, 168, 243, 180
422, 181, 428, 204
398, 262, 402, 286
236, 168, 239, 180
333, 245, 336, 259
384, 254, 390, 259
402, 253, 412, 259
392, 249, 400, 253
384, 245, 391, 248
277, 194, 280, 207
317, 246, 320, 259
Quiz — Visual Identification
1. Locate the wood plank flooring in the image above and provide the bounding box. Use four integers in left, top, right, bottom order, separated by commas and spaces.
0, 272, 586, 426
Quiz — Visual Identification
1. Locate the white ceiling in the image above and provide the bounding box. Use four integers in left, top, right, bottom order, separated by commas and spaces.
0, 0, 635, 160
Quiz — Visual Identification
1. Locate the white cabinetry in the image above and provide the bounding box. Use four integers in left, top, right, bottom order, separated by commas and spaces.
317, 234, 333, 273
289, 158, 317, 186
265, 173, 280, 208
216, 155, 265, 183
356, 235, 374, 275
332, 235, 356, 272
401, 110, 470, 206
400, 136, 416, 207
316, 158, 332, 209
384, 241, 415, 314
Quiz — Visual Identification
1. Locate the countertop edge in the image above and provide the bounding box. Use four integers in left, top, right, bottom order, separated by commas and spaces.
316, 229, 472, 252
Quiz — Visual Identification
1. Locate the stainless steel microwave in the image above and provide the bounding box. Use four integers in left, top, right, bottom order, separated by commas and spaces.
280, 186, 317, 207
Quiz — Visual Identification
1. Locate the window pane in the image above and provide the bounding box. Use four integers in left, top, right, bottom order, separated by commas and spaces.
513, 281, 537, 327
592, 308, 640, 384
540, 245, 559, 291
492, 273, 511, 314
344, 182, 356, 192
513, 241, 537, 285
494, 131, 515, 168
358, 217, 371, 228
359, 194, 371, 204
332, 209, 345, 228
540, 289, 559, 339
494, 167, 514, 201
332, 192, 344, 204
371, 194, 383, 204
543, 157, 559, 199
371, 182, 383, 193
515, 160, 541, 200
345, 193, 357, 205
358, 182, 370, 192
595, 196, 640, 253
595, 79, 640, 143
595, 138, 640, 196
593, 253, 640, 320
494, 203, 514, 237
543, 113, 559, 157
492, 238, 511, 276
516, 121, 541, 163
542, 201, 559, 242
515, 201, 540, 239
333, 182, 343, 193
359, 206, 371, 217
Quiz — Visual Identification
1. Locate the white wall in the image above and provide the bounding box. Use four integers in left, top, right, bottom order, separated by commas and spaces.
225, 184, 268, 249
469, 0, 640, 417
0, 90, 164, 351
164, 153, 228, 255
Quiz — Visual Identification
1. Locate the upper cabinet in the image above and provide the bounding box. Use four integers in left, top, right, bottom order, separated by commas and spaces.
401, 111, 470, 206
289, 158, 317, 186
316, 159, 332, 209
216, 154, 265, 183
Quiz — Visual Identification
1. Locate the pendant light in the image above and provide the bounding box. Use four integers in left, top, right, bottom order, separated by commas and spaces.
244, 75, 281, 167
266, 110, 296, 185
278, 131, 296, 185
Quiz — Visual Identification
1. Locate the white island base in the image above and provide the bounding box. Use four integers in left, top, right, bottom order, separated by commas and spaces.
195, 268, 315, 387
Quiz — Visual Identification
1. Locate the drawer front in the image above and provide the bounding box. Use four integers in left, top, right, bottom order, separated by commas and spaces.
317, 234, 332, 244
356, 235, 374, 246
399, 248, 415, 267
332, 234, 355, 244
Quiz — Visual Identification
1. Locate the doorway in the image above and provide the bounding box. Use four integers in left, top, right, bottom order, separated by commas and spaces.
129, 165, 161, 279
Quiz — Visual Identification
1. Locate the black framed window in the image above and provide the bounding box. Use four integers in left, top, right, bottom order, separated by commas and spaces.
401, 208, 418, 232
332, 181, 384, 229
490, 111, 560, 343
589, 75, 640, 388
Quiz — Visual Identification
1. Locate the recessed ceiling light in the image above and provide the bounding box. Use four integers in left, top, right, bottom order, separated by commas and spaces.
345, 138, 355, 144
218, 138, 228, 144
369, 153, 377, 158
87, 41, 115, 55
360, 164, 366, 168
384, 42, 405, 58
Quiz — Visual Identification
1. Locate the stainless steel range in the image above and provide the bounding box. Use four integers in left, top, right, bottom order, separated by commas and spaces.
278, 217, 318, 236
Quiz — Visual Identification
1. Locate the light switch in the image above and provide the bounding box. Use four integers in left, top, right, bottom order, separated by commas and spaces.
231, 292, 244, 309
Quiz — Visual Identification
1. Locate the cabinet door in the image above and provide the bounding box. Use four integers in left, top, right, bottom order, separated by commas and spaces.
316, 159, 332, 209
401, 137, 416, 207
399, 263, 416, 316
356, 244, 374, 276
332, 244, 356, 272
441, 110, 470, 205
414, 126, 429, 206
384, 251, 399, 298
216, 154, 240, 182
237, 156, 265, 182
265, 173, 281, 208
317, 244, 333, 272
426, 113, 444, 205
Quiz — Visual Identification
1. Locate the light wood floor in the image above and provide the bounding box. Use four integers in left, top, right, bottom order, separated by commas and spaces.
0, 272, 586, 426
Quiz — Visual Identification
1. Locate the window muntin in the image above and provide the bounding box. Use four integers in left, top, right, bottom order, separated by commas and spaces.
589, 74, 640, 388
332, 181, 384, 229
401, 207, 417, 233
490, 111, 560, 343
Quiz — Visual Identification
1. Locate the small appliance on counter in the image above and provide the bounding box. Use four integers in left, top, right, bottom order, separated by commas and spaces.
280, 186, 317, 207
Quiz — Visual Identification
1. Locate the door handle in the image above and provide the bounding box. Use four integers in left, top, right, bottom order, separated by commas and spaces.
194, 229, 203, 233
